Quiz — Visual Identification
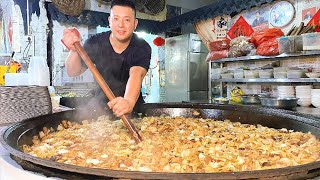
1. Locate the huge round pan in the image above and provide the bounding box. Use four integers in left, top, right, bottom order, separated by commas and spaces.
1, 103, 320, 179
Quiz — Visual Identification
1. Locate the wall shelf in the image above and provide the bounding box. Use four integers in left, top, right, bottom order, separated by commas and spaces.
211, 78, 320, 83
209, 51, 320, 63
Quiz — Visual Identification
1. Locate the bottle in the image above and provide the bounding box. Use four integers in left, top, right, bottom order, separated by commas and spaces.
28, 56, 50, 86
48, 86, 56, 97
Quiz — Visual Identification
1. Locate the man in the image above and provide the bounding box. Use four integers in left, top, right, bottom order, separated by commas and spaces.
304, 10, 313, 21
252, 11, 265, 27
62, 0, 151, 117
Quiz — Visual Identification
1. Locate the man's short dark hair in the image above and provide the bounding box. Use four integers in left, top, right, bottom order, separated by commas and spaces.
111, 0, 136, 17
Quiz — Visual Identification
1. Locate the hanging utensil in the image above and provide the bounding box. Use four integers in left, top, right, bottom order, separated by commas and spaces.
6, 51, 15, 73
61, 31, 142, 143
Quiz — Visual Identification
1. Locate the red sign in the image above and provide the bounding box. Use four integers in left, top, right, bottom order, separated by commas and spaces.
8, 19, 12, 46
307, 9, 320, 32
227, 16, 254, 39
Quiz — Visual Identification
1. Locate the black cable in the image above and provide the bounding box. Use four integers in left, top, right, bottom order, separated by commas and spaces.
22, 41, 31, 58
22, 40, 31, 65
25, 41, 31, 58
149, 60, 159, 69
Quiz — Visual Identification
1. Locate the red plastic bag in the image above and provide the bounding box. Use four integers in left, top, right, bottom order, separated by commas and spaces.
208, 39, 230, 51
256, 38, 279, 56
206, 50, 229, 61
250, 28, 284, 47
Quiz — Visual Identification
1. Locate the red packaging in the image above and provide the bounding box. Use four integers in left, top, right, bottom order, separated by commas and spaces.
250, 28, 284, 47
206, 50, 229, 61
256, 38, 279, 56
208, 39, 230, 51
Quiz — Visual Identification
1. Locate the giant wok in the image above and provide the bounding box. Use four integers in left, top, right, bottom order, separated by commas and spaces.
1, 103, 320, 179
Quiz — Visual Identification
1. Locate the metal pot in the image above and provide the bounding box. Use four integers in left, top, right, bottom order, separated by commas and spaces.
259, 97, 298, 110
240, 94, 261, 104
1, 103, 320, 179
212, 97, 229, 104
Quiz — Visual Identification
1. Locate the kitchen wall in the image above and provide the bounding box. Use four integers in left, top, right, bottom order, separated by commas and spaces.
1, 0, 162, 102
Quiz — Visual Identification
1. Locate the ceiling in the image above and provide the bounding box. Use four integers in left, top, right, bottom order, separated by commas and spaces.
166, 0, 219, 12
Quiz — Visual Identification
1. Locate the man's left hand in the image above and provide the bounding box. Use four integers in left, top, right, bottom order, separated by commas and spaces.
107, 97, 134, 117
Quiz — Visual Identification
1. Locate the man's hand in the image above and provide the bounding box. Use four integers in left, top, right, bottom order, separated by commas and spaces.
62, 28, 81, 51
107, 97, 135, 117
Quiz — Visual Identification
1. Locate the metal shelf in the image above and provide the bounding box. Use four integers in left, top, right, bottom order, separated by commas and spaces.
211, 78, 320, 83
207, 51, 320, 100
209, 51, 320, 63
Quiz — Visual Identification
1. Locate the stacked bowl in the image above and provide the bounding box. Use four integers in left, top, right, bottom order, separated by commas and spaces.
295, 85, 312, 107
277, 86, 295, 98
311, 89, 320, 108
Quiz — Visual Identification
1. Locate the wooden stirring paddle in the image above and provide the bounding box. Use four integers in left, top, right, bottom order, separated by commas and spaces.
62, 33, 142, 143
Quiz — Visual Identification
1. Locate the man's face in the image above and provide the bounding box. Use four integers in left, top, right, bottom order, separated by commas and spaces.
256, 12, 260, 19
307, 11, 311, 16
109, 5, 138, 43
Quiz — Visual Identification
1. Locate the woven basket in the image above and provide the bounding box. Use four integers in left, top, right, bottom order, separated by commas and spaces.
0, 86, 52, 125
136, 0, 166, 15
144, 0, 165, 15
52, 0, 86, 16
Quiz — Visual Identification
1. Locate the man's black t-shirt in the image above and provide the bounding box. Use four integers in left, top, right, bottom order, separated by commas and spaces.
82, 31, 151, 112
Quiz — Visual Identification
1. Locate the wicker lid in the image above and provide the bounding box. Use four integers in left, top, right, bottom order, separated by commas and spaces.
52, 0, 86, 16
136, 0, 166, 15
144, 0, 165, 15
0, 86, 52, 125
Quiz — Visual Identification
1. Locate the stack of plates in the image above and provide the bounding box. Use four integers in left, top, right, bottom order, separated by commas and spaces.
277, 86, 295, 98
295, 85, 312, 107
311, 89, 320, 108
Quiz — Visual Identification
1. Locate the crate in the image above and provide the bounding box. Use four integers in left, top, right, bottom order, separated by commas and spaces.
302, 33, 320, 51
278, 36, 295, 54
278, 35, 303, 53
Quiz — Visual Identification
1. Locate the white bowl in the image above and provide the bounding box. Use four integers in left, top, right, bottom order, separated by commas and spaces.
259, 69, 273, 78
296, 91, 311, 95
244, 70, 259, 78
311, 89, 320, 93
306, 72, 320, 78
211, 73, 221, 79
296, 88, 311, 91
295, 85, 313, 89
312, 102, 320, 108
234, 70, 244, 78
287, 70, 305, 78
273, 67, 287, 72
274, 72, 287, 78
298, 101, 311, 107
311, 99, 320, 103
221, 73, 234, 79
297, 96, 311, 100
278, 85, 294, 89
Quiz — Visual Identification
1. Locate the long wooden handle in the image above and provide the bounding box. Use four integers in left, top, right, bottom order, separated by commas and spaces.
73, 42, 142, 143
